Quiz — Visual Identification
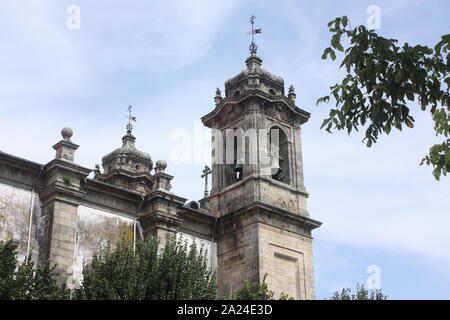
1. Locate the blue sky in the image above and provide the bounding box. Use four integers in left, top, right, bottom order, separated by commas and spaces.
0, 0, 449, 299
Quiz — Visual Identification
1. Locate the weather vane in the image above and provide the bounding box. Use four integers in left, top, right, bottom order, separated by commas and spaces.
247, 15, 261, 54
125, 105, 137, 133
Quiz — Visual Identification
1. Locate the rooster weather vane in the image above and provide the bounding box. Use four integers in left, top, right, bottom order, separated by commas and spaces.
247, 15, 262, 54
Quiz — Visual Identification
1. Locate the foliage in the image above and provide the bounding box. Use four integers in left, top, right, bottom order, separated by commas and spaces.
0, 240, 69, 300
224, 274, 293, 300
330, 283, 388, 300
317, 16, 450, 180
62, 176, 71, 185
75, 236, 216, 300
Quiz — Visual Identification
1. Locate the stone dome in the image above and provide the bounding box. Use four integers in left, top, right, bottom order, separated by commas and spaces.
101, 131, 153, 174
224, 53, 285, 98
102, 132, 151, 163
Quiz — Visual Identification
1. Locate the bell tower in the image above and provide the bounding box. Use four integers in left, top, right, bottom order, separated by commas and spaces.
201, 19, 321, 299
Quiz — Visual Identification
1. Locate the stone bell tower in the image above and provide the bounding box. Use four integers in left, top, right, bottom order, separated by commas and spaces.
201, 20, 321, 299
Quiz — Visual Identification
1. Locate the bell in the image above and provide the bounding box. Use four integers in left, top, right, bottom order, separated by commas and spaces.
234, 162, 243, 181
271, 166, 282, 176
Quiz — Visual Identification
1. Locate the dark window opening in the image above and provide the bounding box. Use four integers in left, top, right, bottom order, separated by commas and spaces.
224, 130, 245, 188
269, 127, 290, 184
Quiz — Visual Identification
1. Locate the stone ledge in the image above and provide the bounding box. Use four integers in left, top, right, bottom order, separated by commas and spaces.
216, 201, 322, 239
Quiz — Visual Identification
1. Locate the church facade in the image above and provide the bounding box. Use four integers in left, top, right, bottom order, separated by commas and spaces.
0, 51, 321, 299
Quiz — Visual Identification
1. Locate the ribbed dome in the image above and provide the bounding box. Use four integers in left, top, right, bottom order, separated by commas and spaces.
99, 129, 154, 185
102, 132, 151, 164
224, 53, 284, 98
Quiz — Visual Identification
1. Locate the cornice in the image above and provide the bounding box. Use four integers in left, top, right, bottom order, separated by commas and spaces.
201, 90, 310, 128
44, 159, 92, 176
218, 201, 322, 232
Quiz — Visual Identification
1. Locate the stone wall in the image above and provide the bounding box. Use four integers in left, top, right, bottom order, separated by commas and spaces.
71, 205, 135, 288
215, 205, 319, 299
258, 225, 315, 300
211, 176, 309, 219
0, 182, 42, 263
0, 150, 219, 290
177, 232, 217, 272
216, 221, 260, 295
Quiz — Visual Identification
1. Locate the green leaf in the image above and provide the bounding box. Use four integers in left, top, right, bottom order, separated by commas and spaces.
329, 49, 337, 61
445, 77, 450, 87
405, 118, 415, 128
331, 34, 344, 52
445, 150, 450, 163
316, 96, 330, 105
395, 71, 403, 84
406, 92, 415, 101
342, 16, 349, 27
400, 105, 410, 118
322, 48, 331, 60
385, 121, 392, 134
441, 34, 450, 44
320, 118, 331, 130
433, 168, 441, 181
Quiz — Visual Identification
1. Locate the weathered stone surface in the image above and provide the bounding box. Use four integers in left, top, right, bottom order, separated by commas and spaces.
72, 205, 135, 287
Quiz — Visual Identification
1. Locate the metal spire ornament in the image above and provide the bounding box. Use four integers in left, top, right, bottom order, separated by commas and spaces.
125, 105, 137, 133
247, 15, 262, 54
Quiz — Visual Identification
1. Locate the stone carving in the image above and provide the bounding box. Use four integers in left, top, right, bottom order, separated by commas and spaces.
265, 102, 293, 124
218, 105, 243, 129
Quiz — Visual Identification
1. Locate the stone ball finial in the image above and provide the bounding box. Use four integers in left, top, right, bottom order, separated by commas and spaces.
61, 127, 73, 141
155, 159, 167, 172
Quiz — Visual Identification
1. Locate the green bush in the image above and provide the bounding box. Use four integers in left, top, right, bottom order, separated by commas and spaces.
75, 236, 216, 300
223, 274, 292, 300
330, 283, 388, 300
0, 240, 68, 300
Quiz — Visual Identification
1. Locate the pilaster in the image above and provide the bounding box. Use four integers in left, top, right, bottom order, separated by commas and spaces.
40, 128, 91, 279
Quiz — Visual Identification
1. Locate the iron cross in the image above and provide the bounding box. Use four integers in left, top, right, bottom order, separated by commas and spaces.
201, 165, 212, 198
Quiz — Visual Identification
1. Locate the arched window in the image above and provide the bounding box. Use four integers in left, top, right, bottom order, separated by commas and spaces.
269, 126, 290, 184
223, 129, 244, 187
233, 136, 243, 181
